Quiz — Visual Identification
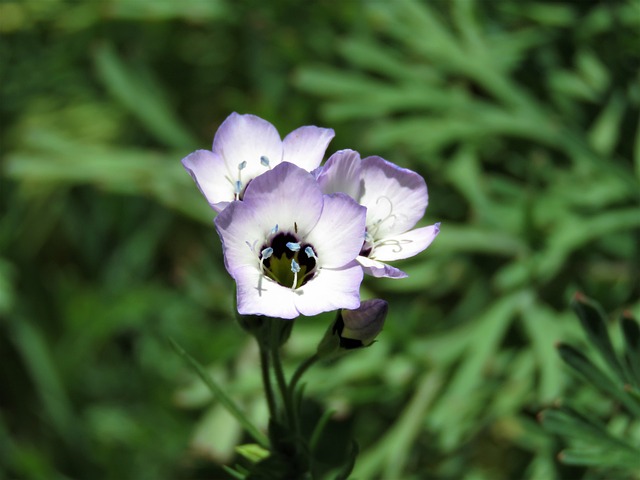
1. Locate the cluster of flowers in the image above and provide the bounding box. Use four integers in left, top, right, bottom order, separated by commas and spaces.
182, 113, 440, 321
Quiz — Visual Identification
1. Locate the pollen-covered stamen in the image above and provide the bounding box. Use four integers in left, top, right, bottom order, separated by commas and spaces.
260, 156, 271, 168
234, 162, 248, 200
260, 247, 273, 272
304, 246, 317, 260
286, 242, 301, 252
290, 259, 300, 290
259, 231, 318, 289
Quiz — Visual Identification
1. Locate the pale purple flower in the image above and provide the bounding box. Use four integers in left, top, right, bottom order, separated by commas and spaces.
182, 112, 335, 212
214, 162, 366, 320
315, 150, 440, 279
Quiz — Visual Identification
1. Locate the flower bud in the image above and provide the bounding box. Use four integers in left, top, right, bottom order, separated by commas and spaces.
316, 299, 388, 357
339, 299, 388, 348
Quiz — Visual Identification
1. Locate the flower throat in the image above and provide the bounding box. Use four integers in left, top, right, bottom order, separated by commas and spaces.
260, 232, 318, 289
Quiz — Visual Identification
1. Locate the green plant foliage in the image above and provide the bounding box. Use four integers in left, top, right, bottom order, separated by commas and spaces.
1, 0, 638, 479
541, 294, 640, 477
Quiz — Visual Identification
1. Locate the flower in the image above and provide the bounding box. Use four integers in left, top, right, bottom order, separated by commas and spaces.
316, 299, 389, 357
182, 112, 335, 212
214, 162, 367, 319
315, 150, 440, 278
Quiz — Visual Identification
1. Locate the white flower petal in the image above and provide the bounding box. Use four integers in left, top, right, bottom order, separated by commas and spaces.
371, 223, 440, 262
234, 265, 300, 319
181, 149, 230, 211
214, 200, 264, 272
212, 112, 283, 183
357, 256, 408, 279
282, 126, 335, 171
242, 162, 324, 237
360, 156, 428, 239
305, 193, 366, 268
315, 149, 364, 199
295, 263, 363, 316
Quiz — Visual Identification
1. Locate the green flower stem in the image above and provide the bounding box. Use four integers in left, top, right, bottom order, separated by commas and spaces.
270, 329, 294, 429
259, 344, 278, 421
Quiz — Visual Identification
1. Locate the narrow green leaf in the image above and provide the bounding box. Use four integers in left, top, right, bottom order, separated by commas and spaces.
621, 312, 640, 387
169, 338, 269, 448
571, 293, 628, 384
559, 447, 640, 469
222, 465, 246, 480
334, 441, 359, 480
557, 344, 640, 417
94, 42, 197, 149
588, 92, 624, 155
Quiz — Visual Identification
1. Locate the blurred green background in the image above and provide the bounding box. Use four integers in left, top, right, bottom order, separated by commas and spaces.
1, 0, 639, 479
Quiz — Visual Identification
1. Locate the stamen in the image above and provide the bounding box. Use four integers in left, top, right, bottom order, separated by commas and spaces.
259, 247, 273, 273
286, 242, 301, 252
234, 180, 243, 197
260, 156, 270, 167
238, 161, 247, 170
304, 246, 317, 260
271, 224, 279, 235
290, 259, 300, 290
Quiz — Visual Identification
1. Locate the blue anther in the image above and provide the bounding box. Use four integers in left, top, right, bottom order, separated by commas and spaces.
286, 242, 301, 252
290, 259, 300, 273
271, 224, 279, 234
238, 161, 247, 170
304, 246, 316, 259
235, 180, 243, 194
261, 247, 273, 259
260, 156, 270, 167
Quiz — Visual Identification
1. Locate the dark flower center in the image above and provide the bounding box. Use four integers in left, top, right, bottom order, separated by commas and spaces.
260, 232, 318, 289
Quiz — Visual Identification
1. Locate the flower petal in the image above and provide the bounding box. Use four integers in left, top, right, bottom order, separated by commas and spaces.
356, 256, 408, 279
295, 262, 363, 316
214, 200, 264, 273
371, 223, 440, 262
360, 156, 428, 238
282, 126, 335, 171
242, 162, 324, 237
212, 112, 284, 183
181, 149, 230, 211
315, 149, 364, 199
304, 193, 366, 268
234, 265, 300, 319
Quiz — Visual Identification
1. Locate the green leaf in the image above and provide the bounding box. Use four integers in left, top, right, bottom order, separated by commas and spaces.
571, 293, 628, 384
94, 42, 197, 149
334, 441, 359, 480
557, 344, 640, 417
169, 338, 269, 448
621, 312, 640, 387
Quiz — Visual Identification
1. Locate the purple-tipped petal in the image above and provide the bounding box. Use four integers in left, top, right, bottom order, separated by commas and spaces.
295, 262, 363, 316
305, 193, 366, 268
357, 256, 408, 279
242, 162, 324, 236
371, 223, 440, 262
282, 126, 335, 171
213, 113, 284, 176
181, 149, 230, 211
316, 149, 364, 199
360, 156, 428, 238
